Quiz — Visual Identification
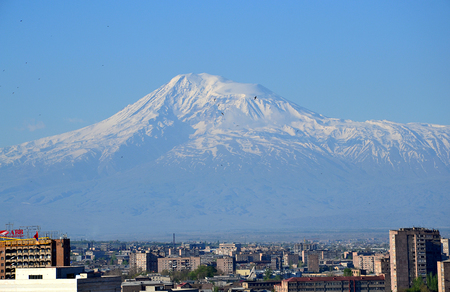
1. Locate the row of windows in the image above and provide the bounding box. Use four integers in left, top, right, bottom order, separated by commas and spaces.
29, 274, 43, 279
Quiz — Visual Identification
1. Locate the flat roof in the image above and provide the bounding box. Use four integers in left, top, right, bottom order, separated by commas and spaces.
284, 276, 385, 283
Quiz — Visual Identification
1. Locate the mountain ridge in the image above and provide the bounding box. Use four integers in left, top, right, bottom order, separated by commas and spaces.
0, 73, 449, 237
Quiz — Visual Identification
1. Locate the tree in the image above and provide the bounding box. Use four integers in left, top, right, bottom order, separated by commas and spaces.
406, 277, 428, 292
189, 265, 217, 280
110, 253, 117, 265
343, 268, 352, 277
264, 268, 273, 281
427, 273, 438, 292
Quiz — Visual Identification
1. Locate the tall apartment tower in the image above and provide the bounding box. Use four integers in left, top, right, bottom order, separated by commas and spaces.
442, 239, 450, 260
390, 228, 442, 292
437, 260, 450, 292
217, 256, 235, 274
129, 251, 158, 273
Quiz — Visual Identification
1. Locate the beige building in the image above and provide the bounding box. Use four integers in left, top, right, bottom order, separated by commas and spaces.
215, 243, 241, 256
353, 252, 387, 273
130, 251, 158, 273
374, 257, 391, 292
438, 260, 450, 292
390, 227, 442, 292
157, 256, 201, 273
216, 256, 234, 274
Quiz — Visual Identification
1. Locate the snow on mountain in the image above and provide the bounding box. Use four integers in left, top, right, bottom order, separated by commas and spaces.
0, 73, 449, 238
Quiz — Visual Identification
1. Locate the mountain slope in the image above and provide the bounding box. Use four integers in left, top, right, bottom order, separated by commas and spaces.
0, 73, 449, 238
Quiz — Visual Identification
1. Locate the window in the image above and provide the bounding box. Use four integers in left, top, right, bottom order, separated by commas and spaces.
28, 275, 43, 279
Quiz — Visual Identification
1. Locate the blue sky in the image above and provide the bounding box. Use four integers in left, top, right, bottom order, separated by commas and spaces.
1, 1, 449, 148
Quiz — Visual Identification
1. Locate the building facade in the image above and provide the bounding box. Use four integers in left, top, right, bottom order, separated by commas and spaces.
374, 257, 390, 292
442, 239, 450, 260
275, 276, 386, 292
438, 260, 450, 292
130, 251, 158, 273
157, 256, 201, 273
0, 237, 70, 279
353, 253, 387, 273
389, 227, 442, 292
215, 243, 241, 256
217, 256, 235, 274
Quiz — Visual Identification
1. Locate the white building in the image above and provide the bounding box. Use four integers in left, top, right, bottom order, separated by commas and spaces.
0, 266, 121, 291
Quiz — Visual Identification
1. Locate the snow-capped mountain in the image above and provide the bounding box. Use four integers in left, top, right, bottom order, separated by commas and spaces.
1, 73, 449, 238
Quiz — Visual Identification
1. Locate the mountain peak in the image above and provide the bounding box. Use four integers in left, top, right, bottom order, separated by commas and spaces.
0, 73, 450, 237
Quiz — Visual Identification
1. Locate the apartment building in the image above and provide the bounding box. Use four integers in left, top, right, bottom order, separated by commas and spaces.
389, 227, 442, 292
217, 256, 235, 274
438, 260, 450, 292
157, 256, 201, 273
353, 253, 387, 273
0, 237, 70, 279
275, 275, 386, 292
215, 243, 241, 256
442, 239, 450, 260
130, 251, 158, 273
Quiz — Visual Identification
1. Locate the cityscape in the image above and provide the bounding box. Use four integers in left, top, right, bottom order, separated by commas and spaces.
1, 1, 449, 292
0, 225, 449, 292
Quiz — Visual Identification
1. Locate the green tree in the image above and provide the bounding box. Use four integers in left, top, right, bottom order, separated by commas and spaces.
110, 253, 117, 265
189, 265, 217, 280
343, 268, 352, 277
264, 268, 273, 281
427, 273, 438, 292
406, 277, 428, 292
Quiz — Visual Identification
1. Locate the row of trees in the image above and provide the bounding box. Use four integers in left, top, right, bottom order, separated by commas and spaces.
405, 273, 438, 292
161, 265, 218, 282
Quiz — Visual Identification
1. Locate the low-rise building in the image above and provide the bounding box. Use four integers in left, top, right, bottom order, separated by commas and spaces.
0, 266, 121, 291
243, 280, 282, 292
275, 276, 386, 292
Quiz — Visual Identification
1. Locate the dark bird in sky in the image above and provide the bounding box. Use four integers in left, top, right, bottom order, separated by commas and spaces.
254, 96, 257, 100
221, 112, 224, 115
